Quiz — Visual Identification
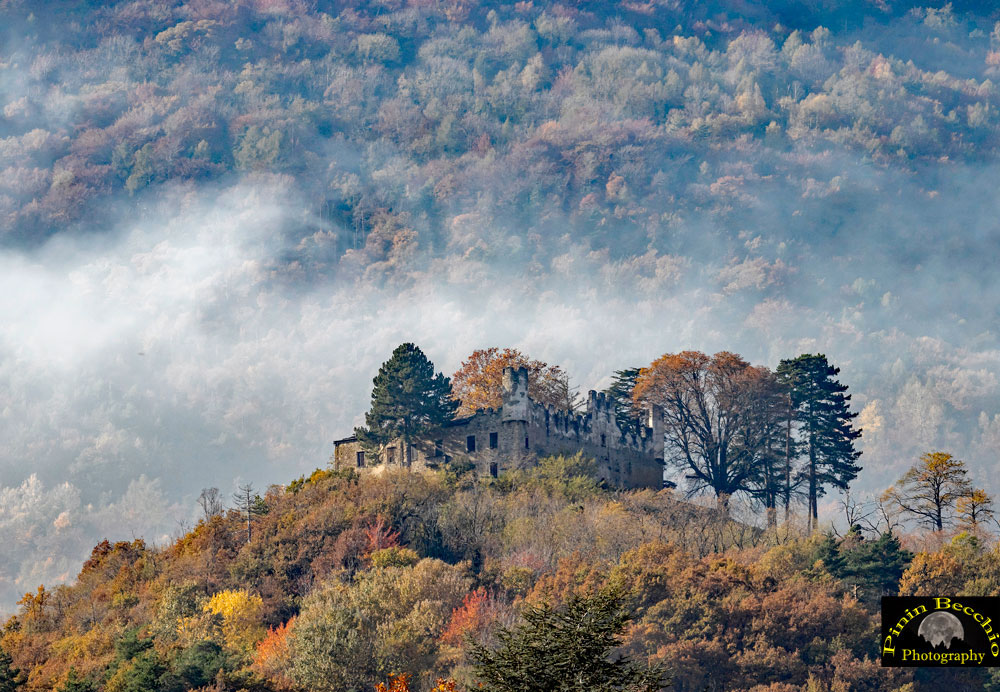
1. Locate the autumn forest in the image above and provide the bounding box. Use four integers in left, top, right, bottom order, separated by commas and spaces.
5, 0, 1000, 690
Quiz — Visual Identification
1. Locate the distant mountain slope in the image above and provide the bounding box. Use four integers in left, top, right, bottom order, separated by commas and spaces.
1, 0, 999, 257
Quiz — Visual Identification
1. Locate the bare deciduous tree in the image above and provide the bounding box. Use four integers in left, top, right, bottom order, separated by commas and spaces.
198, 487, 224, 521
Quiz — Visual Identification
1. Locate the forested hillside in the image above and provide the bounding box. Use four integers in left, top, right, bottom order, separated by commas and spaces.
5, 458, 999, 692
6, 0, 1000, 644
4, 0, 1000, 264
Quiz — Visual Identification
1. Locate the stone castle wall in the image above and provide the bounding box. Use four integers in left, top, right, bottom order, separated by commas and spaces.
333, 367, 665, 490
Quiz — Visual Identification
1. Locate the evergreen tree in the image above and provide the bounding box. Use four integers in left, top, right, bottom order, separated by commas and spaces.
469, 589, 665, 692
232, 483, 268, 543
603, 367, 643, 437
0, 648, 25, 692
57, 669, 96, 692
738, 369, 790, 526
808, 532, 847, 579
776, 354, 862, 530
840, 532, 912, 604
355, 343, 459, 459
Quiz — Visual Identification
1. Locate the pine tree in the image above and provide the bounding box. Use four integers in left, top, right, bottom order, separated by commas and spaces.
355, 343, 459, 459
469, 589, 665, 692
0, 648, 25, 692
57, 669, 96, 692
776, 354, 862, 530
839, 532, 912, 604
808, 532, 847, 579
603, 367, 642, 437
232, 483, 267, 543
738, 368, 790, 526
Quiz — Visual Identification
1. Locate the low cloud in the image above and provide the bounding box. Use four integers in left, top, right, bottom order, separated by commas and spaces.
1, 170, 1000, 611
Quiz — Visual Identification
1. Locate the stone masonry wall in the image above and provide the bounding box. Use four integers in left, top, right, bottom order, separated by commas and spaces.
332, 367, 664, 490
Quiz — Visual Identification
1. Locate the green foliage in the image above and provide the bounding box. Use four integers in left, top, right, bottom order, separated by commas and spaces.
469, 588, 665, 692
106, 652, 165, 692
0, 462, 928, 692
234, 126, 284, 171
289, 558, 470, 692
0, 648, 25, 692
838, 531, 913, 603
114, 629, 153, 663
356, 34, 400, 63
500, 452, 602, 501
776, 354, 862, 525
370, 547, 420, 569
287, 467, 337, 493
170, 640, 227, 689
603, 368, 643, 438
124, 143, 156, 195
56, 669, 96, 692
355, 343, 459, 453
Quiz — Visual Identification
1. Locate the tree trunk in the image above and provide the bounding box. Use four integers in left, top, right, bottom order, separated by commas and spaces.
808, 433, 817, 532
784, 394, 792, 522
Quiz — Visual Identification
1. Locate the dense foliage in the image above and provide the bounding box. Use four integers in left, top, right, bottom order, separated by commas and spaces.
777, 354, 863, 529
7, 2, 1000, 689
354, 343, 458, 454
4, 452, 1000, 691
451, 347, 578, 416
468, 589, 664, 692
4, 0, 1000, 289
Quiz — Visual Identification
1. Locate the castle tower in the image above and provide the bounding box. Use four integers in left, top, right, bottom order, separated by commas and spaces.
502, 367, 530, 459
501, 367, 530, 422
646, 403, 664, 463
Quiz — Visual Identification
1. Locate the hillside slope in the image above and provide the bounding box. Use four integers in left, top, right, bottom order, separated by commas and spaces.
4, 457, 998, 691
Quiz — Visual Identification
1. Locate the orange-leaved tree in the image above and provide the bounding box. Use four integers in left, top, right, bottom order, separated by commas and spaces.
451, 347, 578, 416
633, 350, 781, 509
375, 673, 459, 691
253, 616, 296, 690
440, 587, 501, 647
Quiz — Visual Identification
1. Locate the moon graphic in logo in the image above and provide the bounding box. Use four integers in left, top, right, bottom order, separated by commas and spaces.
918, 611, 965, 649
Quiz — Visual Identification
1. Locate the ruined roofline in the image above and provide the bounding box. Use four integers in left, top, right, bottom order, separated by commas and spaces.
498, 366, 659, 449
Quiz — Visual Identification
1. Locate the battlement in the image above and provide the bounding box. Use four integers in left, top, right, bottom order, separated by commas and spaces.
333, 365, 665, 490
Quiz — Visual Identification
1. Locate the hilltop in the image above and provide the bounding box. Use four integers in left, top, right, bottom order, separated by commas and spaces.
4, 453, 1000, 691
0, 459, 905, 691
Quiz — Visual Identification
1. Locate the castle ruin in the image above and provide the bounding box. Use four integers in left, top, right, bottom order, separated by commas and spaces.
332, 366, 665, 490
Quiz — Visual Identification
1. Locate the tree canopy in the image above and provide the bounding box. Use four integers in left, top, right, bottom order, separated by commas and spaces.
355, 343, 459, 454
603, 368, 643, 438
776, 354, 862, 530
451, 347, 578, 416
632, 350, 780, 506
884, 451, 972, 531
469, 589, 665, 692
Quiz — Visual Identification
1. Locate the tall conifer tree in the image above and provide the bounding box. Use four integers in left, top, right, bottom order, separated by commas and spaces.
603, 367, 642, 437
776, 354, 862, 530
469, 589, 664, 692
355, 343, 459, 459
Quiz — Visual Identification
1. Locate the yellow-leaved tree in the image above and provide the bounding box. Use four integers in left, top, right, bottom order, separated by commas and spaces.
883, 451, 971, 531
203, 589, 266, 657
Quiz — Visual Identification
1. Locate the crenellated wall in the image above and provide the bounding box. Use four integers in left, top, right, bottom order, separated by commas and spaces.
332, 367, 665, 489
